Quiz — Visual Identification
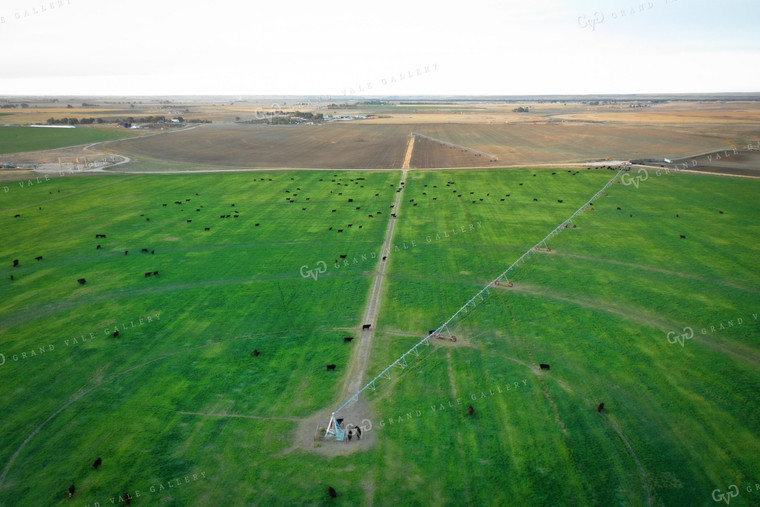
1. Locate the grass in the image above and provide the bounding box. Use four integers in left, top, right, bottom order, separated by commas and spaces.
366, 168, 760, 506
0, 166, 758, 505
0, 126, 133, 154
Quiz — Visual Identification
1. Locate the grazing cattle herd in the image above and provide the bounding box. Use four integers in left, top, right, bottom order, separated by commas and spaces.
3, 168, 719, 503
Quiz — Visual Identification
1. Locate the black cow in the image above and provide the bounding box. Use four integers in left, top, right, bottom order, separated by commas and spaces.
343, 337, 354, 342
14, 214, 20, 218
347, 430, 353, 442
557, 200, 563, 203
163, 203, 167, 206
597, 402, 605, 413
719, 210, 724, 214
141, 248, 149, 253
252, 349, 260, 357
339, 255, 347, 259
676, 214, 679, 218
187, 219, 192, 223
617, 207, 621, 210
77, 278, 86, 285
255, 223, 260, 227
356, 427, 361, 440
68, 485, 76, 498
679, 235, 686, 239
35, 256, 43, 261
204, 227, 210, 231
93, 457, 102, 469
153, 271, 159, 276
362, 324, 371, 330
151, 250, 154, 254
9, 275, 14, 281
539, 363, 550, 370
144, 272, 152, 278
113, 330, 120, 338
468, 405, 474, 415
125, 251, 129, 255
328, 486, 337, 498
96, 244, 101, 250
12, 259, 19, 267
146, 218, 150, 221
95, 234, 106, 238
326, 364, 336, 371
124, 492, 132, 505
220, 215, 225, 218
382, 256, 387, 261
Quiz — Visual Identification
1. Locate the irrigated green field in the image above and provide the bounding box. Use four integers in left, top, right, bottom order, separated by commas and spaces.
0, 167, 758, 506
0, 126, 133, 154
368, 168, 760, 506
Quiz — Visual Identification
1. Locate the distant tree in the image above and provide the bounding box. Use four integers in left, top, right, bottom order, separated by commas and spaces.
235, 116, 240, 121
66, 104, 73, 108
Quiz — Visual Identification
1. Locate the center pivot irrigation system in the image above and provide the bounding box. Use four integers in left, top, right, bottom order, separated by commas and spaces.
325, 167, 627, 439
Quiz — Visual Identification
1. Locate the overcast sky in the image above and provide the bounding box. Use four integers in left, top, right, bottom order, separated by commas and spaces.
0, 0, 758, 96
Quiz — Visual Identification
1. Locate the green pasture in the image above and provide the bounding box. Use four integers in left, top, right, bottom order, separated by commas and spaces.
0, 166, 758, 506
0, 126, 133, 154
368, 168, 760, 506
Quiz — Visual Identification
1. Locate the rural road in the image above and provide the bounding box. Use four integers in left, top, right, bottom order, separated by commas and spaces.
342, 167, 408, 399
340, 134, 415, 399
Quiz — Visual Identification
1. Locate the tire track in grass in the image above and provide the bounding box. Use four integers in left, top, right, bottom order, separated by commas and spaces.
446, 349, 471, 506
544, 250, 760, 295
488, 349, 652, 506
0, 326, 350, 487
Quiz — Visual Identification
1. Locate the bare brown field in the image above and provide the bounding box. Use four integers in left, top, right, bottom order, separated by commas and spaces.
109, 120, 748, 169
409, 135, 498, 168
551, 101, 760, 124
409, 122, 741, 165
662, 150, 760, 177
4, 99, 757, 170
112, 123, 411, 169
